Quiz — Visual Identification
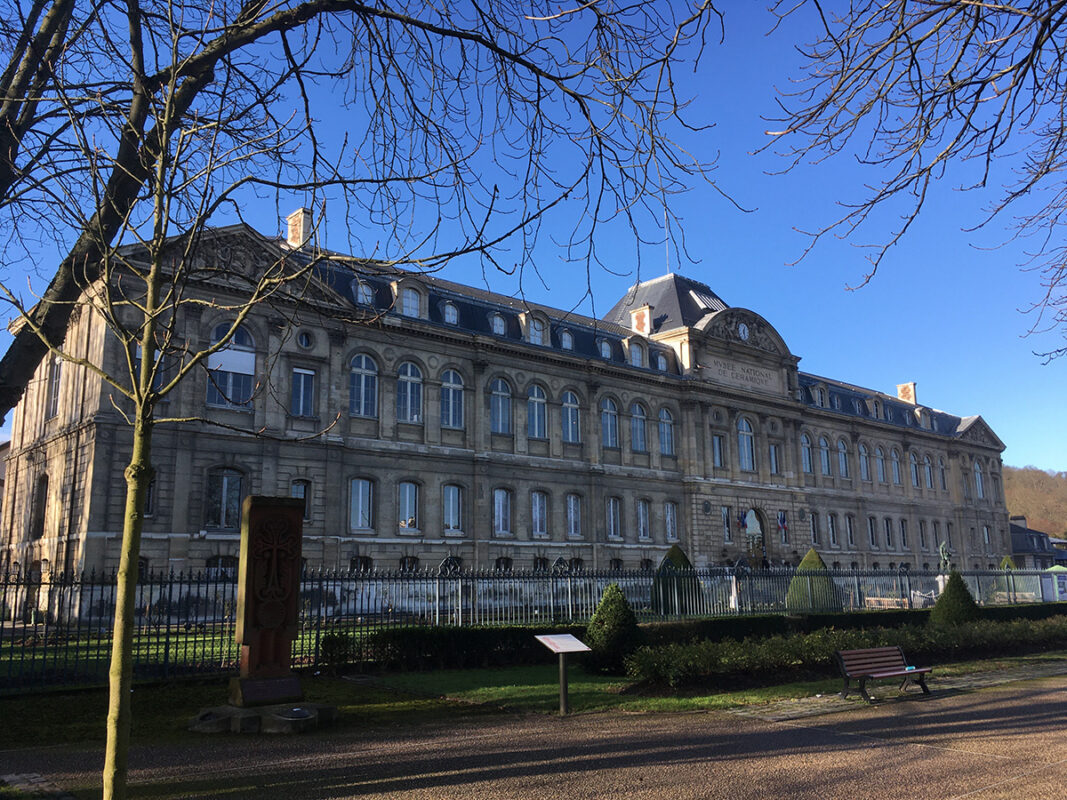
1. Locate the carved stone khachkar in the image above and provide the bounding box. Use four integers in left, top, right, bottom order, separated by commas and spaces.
229, 495, 305, 707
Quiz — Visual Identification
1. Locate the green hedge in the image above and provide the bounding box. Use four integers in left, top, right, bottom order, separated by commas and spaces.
626, 615, 1067, 688
362, 624, 585, 671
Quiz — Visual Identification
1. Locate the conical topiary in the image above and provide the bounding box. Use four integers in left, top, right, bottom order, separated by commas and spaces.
652, 544, 697, 615
584, 583, 641, 674
785, 548, 840, 613
929, 571, 980, 627
999, 555, 1017, 570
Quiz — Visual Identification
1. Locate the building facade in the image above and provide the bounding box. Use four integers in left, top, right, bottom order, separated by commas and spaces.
0, 215, 1011, 577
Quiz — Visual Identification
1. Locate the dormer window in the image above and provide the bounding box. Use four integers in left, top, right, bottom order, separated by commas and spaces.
356, 281, 374, 305
530, 318, 545, 345
560, 330, 574, 350
629, 341, 645, 368
655, 352, 668, 371
599, 340, 612, 359
443, 303, 459, 325
816, 388, 826, 407
401, 287, 421, 317
491, 314, 506, 336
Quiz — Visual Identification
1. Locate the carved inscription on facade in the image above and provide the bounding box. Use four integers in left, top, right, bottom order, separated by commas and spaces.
705, 357, 781, 394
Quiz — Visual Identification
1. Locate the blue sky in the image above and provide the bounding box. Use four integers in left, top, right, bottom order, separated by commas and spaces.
2, 5, 1064, 471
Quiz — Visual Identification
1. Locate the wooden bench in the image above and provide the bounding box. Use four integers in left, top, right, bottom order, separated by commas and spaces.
864, 596, 908, 610
835, 646, 932, 704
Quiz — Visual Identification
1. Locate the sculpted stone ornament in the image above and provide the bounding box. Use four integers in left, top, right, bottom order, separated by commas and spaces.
229, 495, 306, 707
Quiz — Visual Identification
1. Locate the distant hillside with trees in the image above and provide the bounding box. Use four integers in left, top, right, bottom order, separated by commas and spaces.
1003, 467, 1067, 537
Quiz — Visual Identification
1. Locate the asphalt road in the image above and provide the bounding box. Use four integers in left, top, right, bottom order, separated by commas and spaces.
5, 677, 1067, 799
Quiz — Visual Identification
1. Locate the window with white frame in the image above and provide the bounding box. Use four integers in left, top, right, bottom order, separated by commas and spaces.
560, 330, 574, 350
975, 461, 985, 499
606, 496, 622, 539
769, 443, 781, 475
443, 303, 459, 325
561, 391, 581, 443
859, 444, 871, 481
398, 482, 419, 530
819, 437, 832, 476
357, 281, 375, 305
530, 318, 545, 345
443, 484, 463, 533
291, 368, 315, 417
837, 440, 850, 478
440, 369, 464, 429
350, 478, 373, 530
910, 452, 920, 487
396, 362, 423, 423
665, 502, 678, 541
876, 447, 887, 482
738, 417, 755, 471
924, 456, 934, 489
656, 352, 668, 371
658, 408, 675, 456
401, 287, 421, 317
828, 513, 838, 545
891, 449, 902, 485
206, 324, 255, 409
713, 434, 725, 468
490, 378, 512, 434
800, 434, 813, 474
45, 356, 61, 419
349, 354, 378, 417
493, 488, 512, 535
636, 499, 651, 540
600, 397, 619, 448
630, 403, 648, 452
491, 314, 507, 335
630, 342, 644, 367
722, 505, 732, 542
598, 340, 612, 359
527, 385, 548, 439
206, 468, 243, 529
531, 490, 548, 538
566, 493, 581, 537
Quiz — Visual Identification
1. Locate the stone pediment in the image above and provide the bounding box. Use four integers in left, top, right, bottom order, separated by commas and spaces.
695, 308, 792, 358
956, 416, 1005, 450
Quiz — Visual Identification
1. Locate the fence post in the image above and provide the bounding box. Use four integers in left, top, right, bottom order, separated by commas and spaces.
903, 571, 912, 609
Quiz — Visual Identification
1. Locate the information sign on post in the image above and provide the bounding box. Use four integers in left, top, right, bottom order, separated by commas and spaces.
535, 634, 591, 715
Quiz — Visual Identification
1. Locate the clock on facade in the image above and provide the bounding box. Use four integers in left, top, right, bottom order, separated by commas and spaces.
737, 321, 750, 341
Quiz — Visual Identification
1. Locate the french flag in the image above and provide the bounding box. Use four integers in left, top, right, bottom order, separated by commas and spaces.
777, 511, 788, 532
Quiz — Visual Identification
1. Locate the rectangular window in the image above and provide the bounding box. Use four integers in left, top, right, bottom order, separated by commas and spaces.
722, 505, 732, 542
828, 513, 838, 545
566, 494, 582, 538
868, 516, 877, 547
290, 479, 311, 520
291, 368, 315, 417
846, 515, 855, 546
810, 512, 819, 544
350, 478, 373, 530
769, 443, 780, 475
443, 484, 463, 533
919, 520, 927, 550
636, 499, 650, 540
884, 518, 894, 548
665, 502, 678, 541
712, 435, 724, 468
778, 510, 789, 544
946, 522, 954, 548
983, 525, 991, 546
398, 482, 419, 530
606, 497, 621, 539
45, 357, 61, 419
933, 520, 941, 548
493, 488, 512, 536
532, 491, 548, 538
899, 519, 908, 548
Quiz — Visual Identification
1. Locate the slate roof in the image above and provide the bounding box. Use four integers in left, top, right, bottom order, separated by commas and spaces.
602, 273, 729, 333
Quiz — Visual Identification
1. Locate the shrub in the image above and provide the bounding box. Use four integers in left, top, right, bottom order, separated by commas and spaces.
319, 631, 353, 673
652, 544, 700, 616
999, 556, 1018, 570
785, 549, 841, 613
585, 583, 641, 674
929, 571, 980, 627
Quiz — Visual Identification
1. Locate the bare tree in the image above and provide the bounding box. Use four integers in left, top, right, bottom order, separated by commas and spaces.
766, 1, 1067, 360
0, 2, 724, 798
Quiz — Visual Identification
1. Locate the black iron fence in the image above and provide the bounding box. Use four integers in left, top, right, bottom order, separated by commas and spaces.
2, 566, 1064, 694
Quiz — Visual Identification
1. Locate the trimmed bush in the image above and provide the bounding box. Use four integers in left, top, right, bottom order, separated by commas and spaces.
364, 624, 585, 671
652, 545, 700, 616
999, 556, 1018, 570
585, 583, 641, 674
785, 549, 841, 613
929, 571, 980, 627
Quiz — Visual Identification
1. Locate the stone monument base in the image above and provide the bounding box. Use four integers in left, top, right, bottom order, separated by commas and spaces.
229, 675, 303, 708
189, 702, 339, 734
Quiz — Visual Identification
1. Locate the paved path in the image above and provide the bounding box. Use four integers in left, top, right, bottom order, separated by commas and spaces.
4, 668, 1067, 799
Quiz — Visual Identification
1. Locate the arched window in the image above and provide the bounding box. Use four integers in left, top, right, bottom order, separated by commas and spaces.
206, 468, 243, 529
398, 555, 419, 573
609, 558, 624, 571
443, 303, 459, 325
527, 385, 547, 439
630, 342, 644, 367
490, 378, 512, 434
396, 362, 423, 423
630, 403, 648, 452
349, 354, 378, 417
655, 352, 668, 371
206, 323, 255, 408
561, 391, 581, 443
491, 314, 507, 335
910, 452, 920, 487
974, 461, 985, 499
600, 397, 619, 448
876, 447, 887, 482
800, 434, 813, 474
837, 440, 850, 478
738, 417, 755, 471
658, 408, 675, 456
818, 436, 832, 476
859, 444, 871, 481
891, 449, 902, 484
529, 318, 545, 345
401, 287, 421, 317
356, 281, 375, 305
560, 330, 574, 350
494, 556, 513, 573
569, 557, 585, 573
440, 369, 464, 429
533, 556, 550, 573
351, 556, 373, 573
924, 456, 934, 489
598, 340, 612, 359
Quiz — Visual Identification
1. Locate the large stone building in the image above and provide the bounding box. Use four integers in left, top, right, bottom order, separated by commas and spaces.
1, 213, 1010, 576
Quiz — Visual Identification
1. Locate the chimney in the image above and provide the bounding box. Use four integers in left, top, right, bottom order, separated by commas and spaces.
629, 304, 652, 336
1010, 515, 1028, 529
896, 382, 917, 405
286, 207, 313, 249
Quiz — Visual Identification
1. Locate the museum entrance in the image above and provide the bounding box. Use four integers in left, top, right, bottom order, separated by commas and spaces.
742, 509, 770, 568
